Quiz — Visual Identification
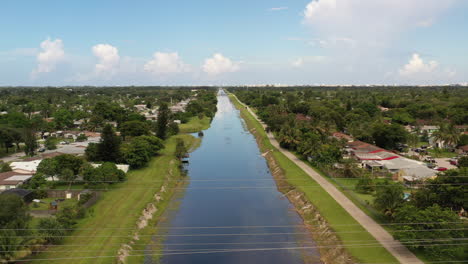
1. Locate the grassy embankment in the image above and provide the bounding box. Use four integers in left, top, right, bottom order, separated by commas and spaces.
178, 116, 211, 133
30, 134, 201, 264
229, 94, 398, 264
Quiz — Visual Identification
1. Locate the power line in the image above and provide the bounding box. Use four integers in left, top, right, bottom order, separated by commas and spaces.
19, 182, 468, 191
3, 228, 466, 238
2, 238, 466, 252
6, 243, 468, 262
1, 221, 465, 231
2, 237, 467, 247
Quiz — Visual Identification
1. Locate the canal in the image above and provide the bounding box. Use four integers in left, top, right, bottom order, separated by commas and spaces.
150, 90, 320, 263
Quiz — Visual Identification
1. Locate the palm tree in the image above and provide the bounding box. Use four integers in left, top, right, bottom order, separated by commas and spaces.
432, 123, 460, 149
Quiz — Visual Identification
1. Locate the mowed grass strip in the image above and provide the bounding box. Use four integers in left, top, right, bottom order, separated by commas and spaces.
179, 116, 211, 133
31, 134, 200, 264
229, 93, 398, 263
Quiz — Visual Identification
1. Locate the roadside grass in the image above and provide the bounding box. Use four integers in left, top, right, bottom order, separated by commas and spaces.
428, 148, 457, 158
229, 93, 398, 263
30, 134, 200, 264
179, 116, 211, 133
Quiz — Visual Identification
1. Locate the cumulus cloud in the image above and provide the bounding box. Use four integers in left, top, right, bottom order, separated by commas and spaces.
92, 44, 120, 74
202, 53, 240, 75
144, 52, 189, 74
303, 0, 455, 47
399, 53, 438, 76
33, 38, 65, 74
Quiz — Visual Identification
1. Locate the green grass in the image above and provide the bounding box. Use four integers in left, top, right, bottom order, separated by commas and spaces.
29, 198, 77, 211
229, 93, 398, 263
30, 134, 201, 264
179, 116, 211, 133
428, 148, 457, 158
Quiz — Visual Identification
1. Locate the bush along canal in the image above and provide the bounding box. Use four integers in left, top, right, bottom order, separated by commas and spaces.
146, 90, 322, 264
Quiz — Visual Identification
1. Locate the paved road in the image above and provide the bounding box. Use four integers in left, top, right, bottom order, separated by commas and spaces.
232, 94, 423, 264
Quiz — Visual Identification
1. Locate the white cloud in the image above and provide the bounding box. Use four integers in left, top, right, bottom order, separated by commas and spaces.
399, 53, 438, 76
303, 0, 455, 47
202, 53, 240, 75
269, 7, 288, 11
144, 52, 189, 74
292, 58, 304, 67
292, 56, 327, 67
33, 38, 65, 74
92, 44, 120, 74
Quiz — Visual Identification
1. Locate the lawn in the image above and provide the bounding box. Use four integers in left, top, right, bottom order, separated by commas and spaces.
428, 148, 457, 158
30, 134, 201, 264
179, 116, 211, 133
229, 93, 398, 264
29, 197, 77, 211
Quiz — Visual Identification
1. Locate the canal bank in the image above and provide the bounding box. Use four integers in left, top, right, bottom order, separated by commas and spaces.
228, 92, 404, 264
148, 90, 321, 264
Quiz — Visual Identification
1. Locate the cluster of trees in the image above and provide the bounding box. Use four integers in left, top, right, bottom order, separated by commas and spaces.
173, 90, 218, 123
86, 124, 164, 169
0, 193, 90, 261
231, 86, 468, 151
373, 168, 467, 260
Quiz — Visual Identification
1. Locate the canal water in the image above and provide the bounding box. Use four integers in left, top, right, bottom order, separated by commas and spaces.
151, 90, 320, 264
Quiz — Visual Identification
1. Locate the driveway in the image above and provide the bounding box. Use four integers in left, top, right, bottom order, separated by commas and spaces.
232, 94, 423, 264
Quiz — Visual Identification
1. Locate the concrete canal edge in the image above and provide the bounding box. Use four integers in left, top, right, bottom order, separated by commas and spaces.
228, 92, 406, 264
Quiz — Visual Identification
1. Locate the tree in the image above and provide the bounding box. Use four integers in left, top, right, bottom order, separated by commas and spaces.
394, 204, 465, 261
59, 168, 76, 189
355, 175, 375, 194
37, 218, 66, 243
0, 128, 14, 153
175, 138, 187, 159
36, 158, 58, 181
23, 126, 38, 156
0, 194, 30, 260
371, 123, 408, 150
53, 109, 74, 129
411, 168, 467, 212
85, 143, 100, 161
97, 124, 122, 162
135, 135, 164, 156
122, 140, 150, 168
167, 122, 180, 137
458, 156, 468, 168
120, 120, 150, 140
155, 103, 169, 139
54, 154, 84, 175
373, 180, 405, 218
0, 162, 12, 173
45, 137, 57, 150
432, 123, 460, 149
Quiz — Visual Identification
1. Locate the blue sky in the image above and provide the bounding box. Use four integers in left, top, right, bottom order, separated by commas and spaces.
1, 0, 467, 86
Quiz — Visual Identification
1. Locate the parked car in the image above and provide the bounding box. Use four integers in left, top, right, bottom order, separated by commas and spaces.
38, 147, 46, 152
426, 163, 437, 169
436, 167, 448, 171
449, 158, 458, 165
424, 156, 436, 163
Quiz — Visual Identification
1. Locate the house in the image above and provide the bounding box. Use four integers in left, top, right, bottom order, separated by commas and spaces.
456, 145, 468, 155
134, 104, 147, 112
1, 188, 34, 202
10, 160, 42, 174
0, 172, 33, 191
420, 125, 439, 136
332, 132, 354, 142
347, 140, 436, 181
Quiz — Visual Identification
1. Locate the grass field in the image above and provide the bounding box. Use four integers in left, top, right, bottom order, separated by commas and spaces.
179, 116, 211, 133
30, 134, 201, 264
229, 93, 398, 263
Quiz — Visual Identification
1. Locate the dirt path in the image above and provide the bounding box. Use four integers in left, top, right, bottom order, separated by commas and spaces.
232, 94, 423, 264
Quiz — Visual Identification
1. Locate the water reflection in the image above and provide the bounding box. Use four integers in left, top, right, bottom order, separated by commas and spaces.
149, 90, 320, 264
